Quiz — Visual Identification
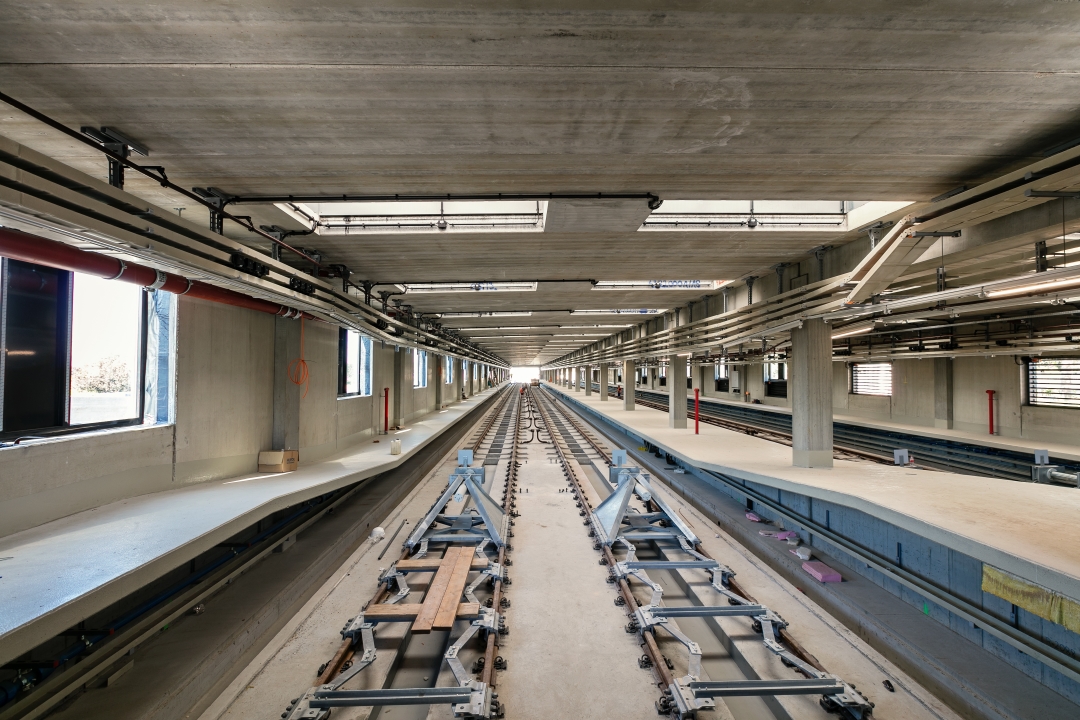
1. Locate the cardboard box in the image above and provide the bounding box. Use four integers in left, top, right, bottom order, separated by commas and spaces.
259, 450, 299, 473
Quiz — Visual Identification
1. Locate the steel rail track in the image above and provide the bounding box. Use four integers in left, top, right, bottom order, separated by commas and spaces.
530, 388, 878, 719
315, 387, 516, 687
289, 386, 521, 720
537, 389, 831, 685
632, 388, 1071, 483
526, 389, 681, 701
557, 384, 1080, 691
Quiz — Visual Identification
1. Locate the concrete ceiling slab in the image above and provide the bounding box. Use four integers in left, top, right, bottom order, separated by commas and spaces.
4, 2, 1080, 363
544, 199, 653, 233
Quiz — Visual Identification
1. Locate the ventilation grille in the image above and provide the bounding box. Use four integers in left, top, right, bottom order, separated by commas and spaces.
852, 363, 892, 396
1029, 358, 1080, 408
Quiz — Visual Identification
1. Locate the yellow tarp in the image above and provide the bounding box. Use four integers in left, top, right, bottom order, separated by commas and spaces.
982, 565, 1080, 634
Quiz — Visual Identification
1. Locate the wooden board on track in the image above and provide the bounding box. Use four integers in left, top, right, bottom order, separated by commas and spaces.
365, 602, 480, 622
434, 547, 479, 630
412, 546, 463, 633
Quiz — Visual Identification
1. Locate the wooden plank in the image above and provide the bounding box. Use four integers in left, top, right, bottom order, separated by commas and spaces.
411, 547, 461, 633
363, 602, 480, 622
396, 557, 488, 572
433, 547, 478, 630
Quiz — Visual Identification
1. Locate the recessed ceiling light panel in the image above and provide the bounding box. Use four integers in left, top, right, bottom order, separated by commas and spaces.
593, 280, 722, 290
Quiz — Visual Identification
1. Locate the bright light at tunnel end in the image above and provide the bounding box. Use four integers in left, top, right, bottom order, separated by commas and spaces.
510, 366, 541, 383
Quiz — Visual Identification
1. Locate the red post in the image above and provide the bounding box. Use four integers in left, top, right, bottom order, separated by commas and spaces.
694, 388, 700, 434
986, 389, 995, 435
384, 388, 390, 434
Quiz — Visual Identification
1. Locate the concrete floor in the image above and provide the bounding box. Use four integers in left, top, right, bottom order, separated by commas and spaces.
494, 439, 658, 720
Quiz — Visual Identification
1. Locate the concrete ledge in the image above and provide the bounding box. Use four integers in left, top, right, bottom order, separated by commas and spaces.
545, 383, 1080, 603
0, 387, 504, 666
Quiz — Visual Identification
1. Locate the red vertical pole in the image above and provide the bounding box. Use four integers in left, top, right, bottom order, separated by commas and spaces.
986, 389, 995, 435
384, 388, 390, 434
695, 388, 700, 434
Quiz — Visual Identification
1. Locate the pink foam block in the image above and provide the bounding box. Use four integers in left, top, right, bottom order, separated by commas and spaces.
745, 512, 762, 522
802, 561, 842, 583
776, 531, 798, 541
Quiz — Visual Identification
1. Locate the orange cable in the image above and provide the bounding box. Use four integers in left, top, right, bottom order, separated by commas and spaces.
288, 317, 311, 398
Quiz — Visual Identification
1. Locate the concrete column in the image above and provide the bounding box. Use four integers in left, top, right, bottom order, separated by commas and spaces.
790, 318, 833, 468
599, 362, 609, 400
584, 365, 593, 396
668, 354, 687, 428
272, 317, 301, 451
934, 358, 954, 429
690, 357, 702, 395
434, 354, 444, 408
649, 366, 657, 389
624, 359, 636, 411
392, 348, 408, 428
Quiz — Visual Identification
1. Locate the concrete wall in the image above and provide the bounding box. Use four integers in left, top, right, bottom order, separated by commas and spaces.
0, 299, 482, 537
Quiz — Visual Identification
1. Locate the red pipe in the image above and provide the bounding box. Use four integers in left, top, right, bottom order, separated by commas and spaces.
694, 388, 700, 435
986, 389, 996, 435
0, 227, 318, 320
384, 388, 390, 435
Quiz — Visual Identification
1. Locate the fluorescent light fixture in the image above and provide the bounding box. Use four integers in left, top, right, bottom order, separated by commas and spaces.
405, 282, 538, 294
277, 200, 547, 235
571, 309, 663, 315
453, 326, 536, 331
593, 280, 722, 291
558, 324, 633, 329
436, 311, 534, 318
985, 274, 1080, 298
640, 200, 912, 233
831, 323, 875, 340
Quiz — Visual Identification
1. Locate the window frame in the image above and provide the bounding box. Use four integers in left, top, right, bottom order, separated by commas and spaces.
413, 349, 428, 388
851, 362, 893, 397
338, 327, 373, 398
0, 259, 150, 441
763, 359, 787, 398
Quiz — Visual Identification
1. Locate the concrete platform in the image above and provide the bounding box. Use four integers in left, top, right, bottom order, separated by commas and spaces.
0, 388, 503, 666
636, 385, 1080, 463
546, 383, 1080, 603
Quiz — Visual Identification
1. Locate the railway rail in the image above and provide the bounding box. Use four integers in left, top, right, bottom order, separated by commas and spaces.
531, 387, 875, 720
282, 387, 520, 720
274, 385, 911, 719
628, 387, 1075, 484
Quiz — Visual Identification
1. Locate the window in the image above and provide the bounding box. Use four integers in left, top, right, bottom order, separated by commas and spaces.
715, 362, 729, 392
852, 363, 892, 396
659, 365, 667, 386
338, 328, 373, 397
0, 260, 158, 438
445, 355, 453, 384
1028, 358, 1080, 408
413, 349, 428, 388
764, 361, 787, 398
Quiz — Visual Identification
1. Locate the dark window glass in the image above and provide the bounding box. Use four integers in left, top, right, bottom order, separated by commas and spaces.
1, 260, 70, 432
